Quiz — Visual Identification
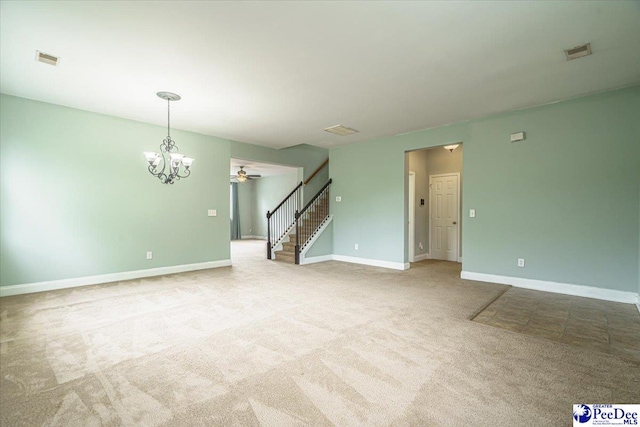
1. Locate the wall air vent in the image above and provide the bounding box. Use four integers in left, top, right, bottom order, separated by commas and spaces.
564, 43, 591, 61
324, 125, 359, 136
35, 50, 59, 66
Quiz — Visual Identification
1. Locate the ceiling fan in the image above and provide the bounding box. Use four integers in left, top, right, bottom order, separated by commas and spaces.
231, 166, 261, 183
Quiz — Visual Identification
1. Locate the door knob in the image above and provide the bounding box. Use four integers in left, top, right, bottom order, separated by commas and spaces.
453, 221, 457, 225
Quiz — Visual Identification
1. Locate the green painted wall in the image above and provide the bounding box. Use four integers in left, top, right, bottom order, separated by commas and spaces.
305, 221, 333, 258
4, 88, 638, 293
1, 94, 231, 287
252, 172, 299, 237
330, 86, 640, 293
0, 94, 328, 287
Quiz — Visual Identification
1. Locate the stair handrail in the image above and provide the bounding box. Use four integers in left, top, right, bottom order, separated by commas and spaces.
303, 159, 328, 186
266, 181, 303, 259
294, 179, 332, 264
267, 181, 303, 219
297, 178, 332, 216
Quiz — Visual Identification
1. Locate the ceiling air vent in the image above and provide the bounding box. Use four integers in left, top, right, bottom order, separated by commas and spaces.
564, 43, 591, 61
35, 50, 59, 66
324, 125, 359, 136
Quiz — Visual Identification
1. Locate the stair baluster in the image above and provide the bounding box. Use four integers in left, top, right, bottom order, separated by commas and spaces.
266, 181, 303, 259
293, 179, 332, 264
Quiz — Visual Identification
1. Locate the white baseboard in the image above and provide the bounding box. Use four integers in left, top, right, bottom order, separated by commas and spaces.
333, 255, 409, 271
302, 255, 334, 265
637, 302, 640, 315
412, 254, 462, 263
241, 235, 265, 240
461, 271, 639, 304
0, 260, 232, 298
301, 253, 409, 271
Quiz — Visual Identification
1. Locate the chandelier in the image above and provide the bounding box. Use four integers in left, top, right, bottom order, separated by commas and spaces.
144, 92, 194, 184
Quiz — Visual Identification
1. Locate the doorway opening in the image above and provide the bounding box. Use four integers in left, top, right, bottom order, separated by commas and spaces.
229, 158, 301, 261
405, 143, 463, 264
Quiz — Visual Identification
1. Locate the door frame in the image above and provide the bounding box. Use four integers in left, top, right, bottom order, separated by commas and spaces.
408, 171, 415, 263
428, 172, 461, 262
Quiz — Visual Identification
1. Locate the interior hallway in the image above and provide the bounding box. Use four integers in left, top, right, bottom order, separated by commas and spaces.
1, 240, 638, 426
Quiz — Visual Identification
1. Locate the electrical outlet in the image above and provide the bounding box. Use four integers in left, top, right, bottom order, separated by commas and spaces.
147, 251, 153, 260
470, 209, 476, 218
208, 209, 217, 217
517, 258, 525, 267
419, 242, 423, 250
355, 243, 359, 250
510, 131, 526, 143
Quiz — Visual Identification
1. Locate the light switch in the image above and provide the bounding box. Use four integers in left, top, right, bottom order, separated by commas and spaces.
470, 209, 476, 218
208, 209, 217, 217
335, 196, 342, 202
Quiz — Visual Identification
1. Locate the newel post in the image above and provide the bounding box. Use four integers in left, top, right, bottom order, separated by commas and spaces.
266, 210, 272, 259
294, 210, 300, 264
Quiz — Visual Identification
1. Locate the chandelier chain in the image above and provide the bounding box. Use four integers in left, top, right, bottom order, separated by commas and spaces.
167, 98, 171, 138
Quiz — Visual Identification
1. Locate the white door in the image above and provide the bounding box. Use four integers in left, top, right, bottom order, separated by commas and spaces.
430, 174, 459, 261
408, 172, 415, 262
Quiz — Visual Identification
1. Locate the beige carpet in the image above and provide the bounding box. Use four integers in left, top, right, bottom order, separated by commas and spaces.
1, 240, 638, 426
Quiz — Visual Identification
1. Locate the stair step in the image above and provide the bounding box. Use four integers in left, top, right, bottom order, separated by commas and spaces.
274, 250, 295, 263
282, 242, 296, 251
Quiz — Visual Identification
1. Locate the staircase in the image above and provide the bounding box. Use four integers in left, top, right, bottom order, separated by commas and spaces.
273, 195, 329, 263
273, 233, 297, 263
268, 179, 332, 264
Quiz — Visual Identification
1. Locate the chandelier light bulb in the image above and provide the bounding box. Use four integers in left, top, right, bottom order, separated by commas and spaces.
182, 157, 194, 169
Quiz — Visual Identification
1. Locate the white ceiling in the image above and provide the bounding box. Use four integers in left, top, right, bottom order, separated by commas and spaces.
230, 158, 298, 179
1, 1, 639, 149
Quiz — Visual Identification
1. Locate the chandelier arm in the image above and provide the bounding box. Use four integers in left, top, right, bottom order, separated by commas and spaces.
159, 145, 167, 176
176, 168, 191, 179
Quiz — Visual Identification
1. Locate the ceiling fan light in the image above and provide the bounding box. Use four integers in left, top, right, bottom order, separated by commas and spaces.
237, 174, 247, 183
444, 144, 459, 153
